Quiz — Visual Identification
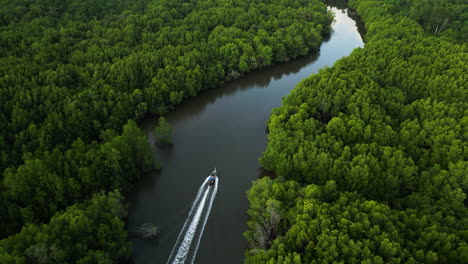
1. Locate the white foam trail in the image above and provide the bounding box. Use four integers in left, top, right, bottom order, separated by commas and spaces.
190, 177, 218, 264
172, 188, 210, 264
167, 177, 210, 263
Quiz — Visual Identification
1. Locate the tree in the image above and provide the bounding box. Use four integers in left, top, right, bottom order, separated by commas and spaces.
154, 116, 173, 145
0, 192, 131, 264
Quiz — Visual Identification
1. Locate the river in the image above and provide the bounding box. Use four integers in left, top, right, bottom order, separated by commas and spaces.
128, 2, 364, 263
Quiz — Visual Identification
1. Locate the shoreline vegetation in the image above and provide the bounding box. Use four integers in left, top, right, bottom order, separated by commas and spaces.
246, 0, 467, 263
0, 0, 333, 262
153, 116, 173, 146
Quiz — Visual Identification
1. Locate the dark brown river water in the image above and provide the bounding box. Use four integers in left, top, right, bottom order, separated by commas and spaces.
128, 2, 364, 263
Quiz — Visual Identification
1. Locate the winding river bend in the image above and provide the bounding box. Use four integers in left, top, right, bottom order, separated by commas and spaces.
128, 2, 364, 264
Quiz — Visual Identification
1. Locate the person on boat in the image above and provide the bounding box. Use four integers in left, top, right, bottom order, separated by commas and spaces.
208, 170, 216, 186
208, 175, 215, 186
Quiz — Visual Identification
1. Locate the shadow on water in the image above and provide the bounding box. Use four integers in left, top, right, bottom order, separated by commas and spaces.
128, 1, 365, 264
323, 0, 349, 9
324, 0, 366, 37
137, 50, 321, 125
347, 9, 366, 38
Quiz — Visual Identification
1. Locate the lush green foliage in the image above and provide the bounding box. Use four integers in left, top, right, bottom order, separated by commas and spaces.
385, 0, 467, 42
246, 178, 467, 264
0, 120, 154, 234
246, 0, 467, 263
0, 192, 131, 264
0, 0, 333, 260
154, 116, 173, 145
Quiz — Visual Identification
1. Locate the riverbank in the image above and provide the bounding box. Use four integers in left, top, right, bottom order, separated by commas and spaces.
0, 0, 334, 263
128, 3, 364, 263
245, 0, 467, 262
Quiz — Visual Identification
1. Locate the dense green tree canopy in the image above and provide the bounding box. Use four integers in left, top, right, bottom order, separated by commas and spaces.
246, 0, 467, 263
0, 192, 131, 264
246, 178, 467, 264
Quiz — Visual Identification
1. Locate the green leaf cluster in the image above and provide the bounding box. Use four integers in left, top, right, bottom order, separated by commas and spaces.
385, 0, 467, 42
0, 120, 154, 236
246, 178, 467, 264
0, 192, 131, 264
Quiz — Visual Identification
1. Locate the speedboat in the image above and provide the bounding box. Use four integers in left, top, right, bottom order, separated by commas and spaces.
208, 168, 217, 187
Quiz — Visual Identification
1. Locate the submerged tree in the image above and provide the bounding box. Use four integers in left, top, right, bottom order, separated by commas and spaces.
134, 223, 158, 240
154, 116, 173, 145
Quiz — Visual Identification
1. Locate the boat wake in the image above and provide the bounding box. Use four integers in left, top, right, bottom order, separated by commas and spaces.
167, 173, 219, 264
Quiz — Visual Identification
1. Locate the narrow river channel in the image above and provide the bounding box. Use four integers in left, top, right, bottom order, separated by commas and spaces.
128, 2, 364, 263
